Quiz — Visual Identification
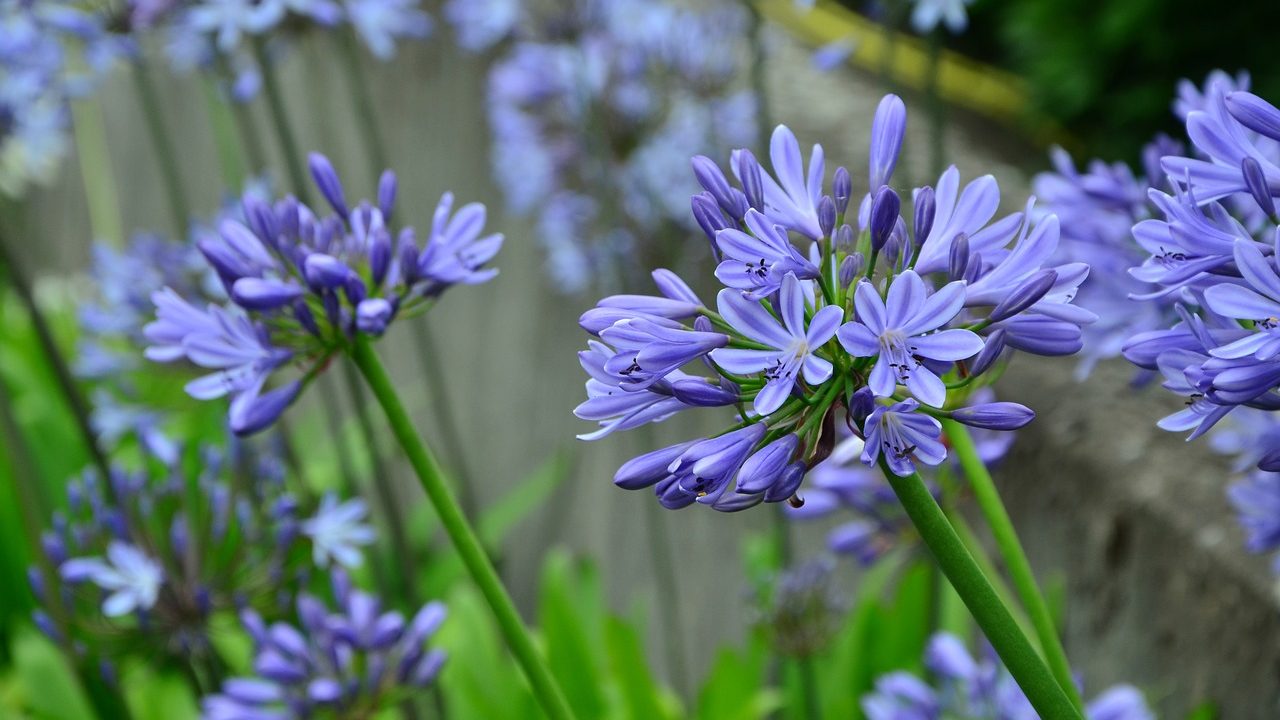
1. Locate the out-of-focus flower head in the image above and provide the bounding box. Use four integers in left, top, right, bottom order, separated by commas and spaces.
30, 441, 354, 673
909, 0, 974, 35
143, 154, 501, 435
0, 1, 130, 196
862, 633, 1154, 720
200, 569, 446, 717
749, 557, 842, 658
575, 94, 1093, 513
454, 0, 758, 293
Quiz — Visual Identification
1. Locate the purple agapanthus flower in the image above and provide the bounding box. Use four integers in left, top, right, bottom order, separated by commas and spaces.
468, 0, 757, 293
32, 445, 327, 672
576, 94, 1091, 510
838, 272, 982, 407
710, 273, 842, 414
201, 571, 446, 717
1228, 471, 1280, 571
862, 633, 1154, 720
144, 155, 499, 435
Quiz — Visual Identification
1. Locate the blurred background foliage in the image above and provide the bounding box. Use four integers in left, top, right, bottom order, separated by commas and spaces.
845, 0, 1280, 159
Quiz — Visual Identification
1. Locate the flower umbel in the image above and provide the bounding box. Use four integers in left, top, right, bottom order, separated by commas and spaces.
144, 154, 501, 435
575, 95, 1083, 512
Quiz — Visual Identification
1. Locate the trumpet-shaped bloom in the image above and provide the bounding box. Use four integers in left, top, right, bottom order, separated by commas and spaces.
838, 272, 982, 407
710, 274, 842, 414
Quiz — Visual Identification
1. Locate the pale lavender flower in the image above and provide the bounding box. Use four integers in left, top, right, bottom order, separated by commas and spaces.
838, 272, 982, 407
346, 0, 432, 60
710, 273, 843, 414
60, 541, 163, 617
910, 0, 974, 34
301, 494, 376, 569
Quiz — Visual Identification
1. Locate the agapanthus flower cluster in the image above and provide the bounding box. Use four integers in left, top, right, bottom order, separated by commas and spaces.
909, 0, 974, 35
1034, 135, 1183, 379
575, 94, 1093, 512
143, 154, 501, 435
200, 569, 446, 718
31, 442, 372, 676
0, 1, 130, 195
1116, 74, 1280, 572
862, 633, 1153, 720
78, 183, 274, 457
789, 390, 1015, 565
450, 0, 757, 292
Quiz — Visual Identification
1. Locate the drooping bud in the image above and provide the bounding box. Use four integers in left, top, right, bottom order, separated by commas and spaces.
764, 461, 806, 503
968, 329, 1006, 376
1226, 91, 1280, 142
735, 434, 800, 494
614, 442, 694, 490
950, 402, 1035, 431
988, 269, 1057, 323
693, 155, 748, 218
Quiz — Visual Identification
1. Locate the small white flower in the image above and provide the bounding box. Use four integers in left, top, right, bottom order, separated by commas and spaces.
910, 0, 974, 35
61, 541, 164, 617
302, 494, 376, 569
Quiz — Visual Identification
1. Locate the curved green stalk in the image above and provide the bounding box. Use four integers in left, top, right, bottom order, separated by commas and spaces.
0, 231, 111, 483
200, 74, 246, 191
130, 59, 191, 236
942, 420, 1086, 713
349, 336, 577, 720
879, 464, 1081, 719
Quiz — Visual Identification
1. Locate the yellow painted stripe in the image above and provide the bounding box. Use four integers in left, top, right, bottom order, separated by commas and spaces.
756, 0, 1067, 145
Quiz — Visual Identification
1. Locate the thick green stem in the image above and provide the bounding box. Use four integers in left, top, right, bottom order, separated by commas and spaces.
880, 465, 1081, 719
0, 232, 111, 482
942, 420, 1086, 713
131, 59, 191, 236
350, 336, 576, 720
251, 39, 311, 205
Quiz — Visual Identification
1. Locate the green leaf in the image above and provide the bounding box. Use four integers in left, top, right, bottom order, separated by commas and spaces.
9, 629, 94, 720
121, 664, 198, 720
695, 635, 776, 720
435, 585, 536, 719
603, 616, 669, 720
538, 550, 607, 720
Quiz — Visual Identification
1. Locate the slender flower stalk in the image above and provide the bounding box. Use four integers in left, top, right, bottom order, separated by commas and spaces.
0, 230, 112, 481
350, 335, 577, 720
333, 32, 481, 515
943, 419, 1086, 713
880, 465, 1081, 719
131, 58, 191, 236
212, 54, 268, 174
